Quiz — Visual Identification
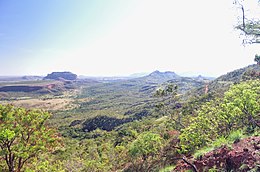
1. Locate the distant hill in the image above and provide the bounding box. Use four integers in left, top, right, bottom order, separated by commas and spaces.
128, 72, 149, 78
135, 70, 180, 83
0, 80, 68, 95
148, 70, 179, 78
132, 70, 211, 94
0, 76, 43, 82
44, 72, 77, 81
192, 75, 215, 81
21, 76, 43, 80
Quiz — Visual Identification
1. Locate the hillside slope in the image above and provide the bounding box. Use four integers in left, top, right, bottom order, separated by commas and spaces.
193, 64, 260, 97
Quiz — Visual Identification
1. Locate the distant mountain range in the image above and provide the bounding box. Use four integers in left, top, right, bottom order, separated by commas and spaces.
78, 71, 214, 82
0, 70, 215, 82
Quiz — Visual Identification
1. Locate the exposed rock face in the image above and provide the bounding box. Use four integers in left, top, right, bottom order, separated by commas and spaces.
174, 136, 260, 172
44, 72, 77, 80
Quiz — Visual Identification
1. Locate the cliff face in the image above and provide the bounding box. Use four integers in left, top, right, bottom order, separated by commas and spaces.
44, 72, 77, 80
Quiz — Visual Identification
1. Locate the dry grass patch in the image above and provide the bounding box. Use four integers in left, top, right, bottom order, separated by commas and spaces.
4, 98, 75, 111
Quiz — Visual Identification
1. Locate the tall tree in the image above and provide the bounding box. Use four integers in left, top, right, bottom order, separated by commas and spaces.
154, 84, 184, 130
0, 105, 60, 172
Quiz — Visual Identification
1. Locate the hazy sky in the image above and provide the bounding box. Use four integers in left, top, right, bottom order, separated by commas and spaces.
0, 0, 259, 77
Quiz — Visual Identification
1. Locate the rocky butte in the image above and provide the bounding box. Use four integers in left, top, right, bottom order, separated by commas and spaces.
44, 72, 77, 81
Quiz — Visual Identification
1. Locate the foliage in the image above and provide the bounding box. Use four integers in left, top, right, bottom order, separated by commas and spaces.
154, 84, 185, 131
25, 159, 65, 172
179, 100, 220, 152
221, 80, 260, 132
129, 132, 162, 158
62, 132, 129, 172
155, 84, 178, 97
129, 132, 163, 171
180, 80, 260, 152
0, 104, 60, 172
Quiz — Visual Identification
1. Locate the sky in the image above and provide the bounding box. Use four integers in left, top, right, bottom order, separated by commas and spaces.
0, 0, 259, 77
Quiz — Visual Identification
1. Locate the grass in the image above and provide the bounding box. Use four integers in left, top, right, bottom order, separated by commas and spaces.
193, 146, 215, 159
0, 80, 58, 86
212, 136, 229, 148
6, 98, 75, 111
193, 129, 246, 159
227, 129, 246, 143
159, 165, 175, 172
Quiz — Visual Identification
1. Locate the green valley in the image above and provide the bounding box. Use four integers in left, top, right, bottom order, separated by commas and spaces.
0, 65, 259, 171
1, 0, 260, 171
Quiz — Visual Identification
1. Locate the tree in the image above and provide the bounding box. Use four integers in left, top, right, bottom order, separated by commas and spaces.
255, 54, 260, 65
129, 132, 163, 171
234, 0, 260, 44
154, 84, 184, 130
0, 105, 60, 172
222, 80, 260, 130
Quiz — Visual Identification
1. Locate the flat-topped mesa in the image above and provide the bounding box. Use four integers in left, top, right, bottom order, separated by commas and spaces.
44, 72, 77, 81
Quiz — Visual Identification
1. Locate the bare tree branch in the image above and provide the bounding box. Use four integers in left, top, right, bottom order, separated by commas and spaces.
234, 0, 260, 44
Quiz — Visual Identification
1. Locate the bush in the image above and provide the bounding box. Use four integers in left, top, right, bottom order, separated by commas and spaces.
180, 80, 260, 153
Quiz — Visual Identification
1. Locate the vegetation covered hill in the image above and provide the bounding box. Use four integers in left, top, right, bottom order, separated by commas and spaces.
196, 64, 260, 97
0, 66, 259, 172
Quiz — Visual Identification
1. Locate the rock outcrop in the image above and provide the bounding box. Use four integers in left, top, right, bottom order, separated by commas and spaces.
174, 136, 260, 172
44, 72, 77, 80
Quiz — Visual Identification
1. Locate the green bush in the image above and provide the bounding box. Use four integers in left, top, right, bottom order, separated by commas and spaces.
180, 80, 260, 153
129, 132, 162, 158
